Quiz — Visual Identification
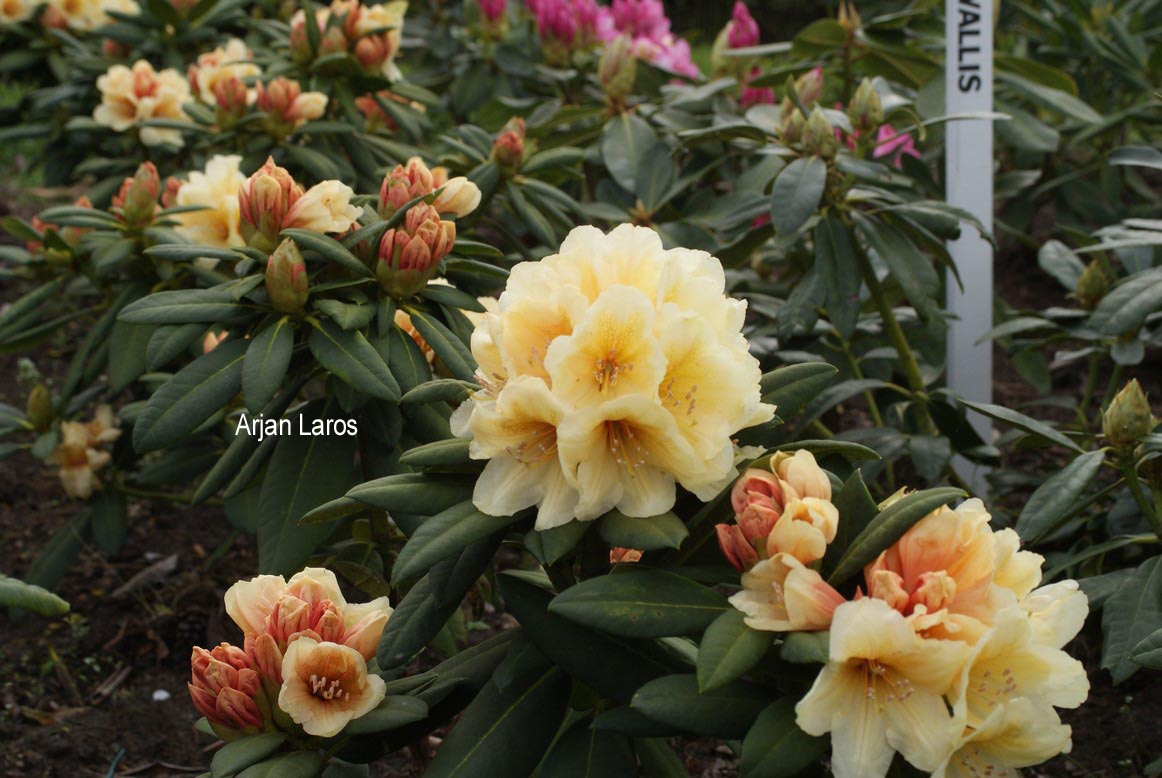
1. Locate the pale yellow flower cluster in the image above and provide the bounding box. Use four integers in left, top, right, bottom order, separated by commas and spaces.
47, 405, 120, 499
187, 38, 260, 104
173, 155, 248, 253
767, 498, 1092, 778
452, 224, 775, 530
92, 60, 190, 147
42, 0, 138, 31
1, 0, 32, 23
190, 568, 391, 739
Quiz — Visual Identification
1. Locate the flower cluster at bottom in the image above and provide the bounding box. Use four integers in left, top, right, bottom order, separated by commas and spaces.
189, 568, 391, 740
718, 453, 1090, 778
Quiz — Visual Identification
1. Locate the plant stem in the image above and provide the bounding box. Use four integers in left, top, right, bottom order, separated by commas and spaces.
1077, 352, 1100, 427
836, 337, 895, 491
1101, 363, 1124, 409
1120, 457, 1162, 539
857, 252, 927, 396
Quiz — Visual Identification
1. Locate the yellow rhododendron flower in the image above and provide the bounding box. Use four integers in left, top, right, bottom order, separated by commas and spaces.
1, 0, 32, 22
47, 405, 121, 499
93, 60, 190, 147
795, 598, 972, 778
728, 552, 845, 631
277, 637, 386, 737
283, 179, 362, 235
935, 697, 1073, 778
188, 38, 260, 104
44, 0, 137, 30
173, 155, 247, 252
453, 224, 774, 529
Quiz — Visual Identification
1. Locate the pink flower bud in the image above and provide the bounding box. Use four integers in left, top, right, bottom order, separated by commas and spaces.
240, 157, 306, 250
599, 35, 637, 106
376, 203, 456, 299
111, 161, 160, 229
188, 644, 268, 736
256, 78, 328, 137
727, 1, 759, 49
490, 117, 526, 177
213, 76, 251, 126
379, 157, 436, 218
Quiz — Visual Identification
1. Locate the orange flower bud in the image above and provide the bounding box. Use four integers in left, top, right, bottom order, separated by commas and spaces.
379, 157, 436, 217
240, 157, 306, 251
490, 117, 526, 177
375, 203, 455, 299
188, 644, 269, 737
213, 76, 251, 127
111, 161, 160, 229
256, 77, 328, 138
161, 176, 182, 209
609, 547, 642, 564
265, 238, 310, 314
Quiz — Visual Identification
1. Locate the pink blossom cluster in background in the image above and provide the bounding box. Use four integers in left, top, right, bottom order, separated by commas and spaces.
526, 0, 699, 77
479, 0, 506, 22
836, 116, 922, 169
725, 2, 774, 108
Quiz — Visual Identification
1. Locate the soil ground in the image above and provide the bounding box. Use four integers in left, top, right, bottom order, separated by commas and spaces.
2, 189, 1160, 777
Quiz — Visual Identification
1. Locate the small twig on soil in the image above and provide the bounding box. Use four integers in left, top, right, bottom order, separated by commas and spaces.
48, 646, 84, 707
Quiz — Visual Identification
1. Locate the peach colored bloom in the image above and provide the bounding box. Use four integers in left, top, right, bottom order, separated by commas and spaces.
93, 60, 190, 147
188, 38, 259, 104
173, 155, 247, 252
729, 552, 845, 631
47, 405, 120, 499
188, 643, 268, 736
277, 637, 386, 737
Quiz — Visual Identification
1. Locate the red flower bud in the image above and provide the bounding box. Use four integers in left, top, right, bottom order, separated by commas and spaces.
378, 157, 436, 217
375, 203, 455, 299
188, 644, 268, 737
111, 162, 161, 229
490, 117, 526, 177
240, 157, 306, 251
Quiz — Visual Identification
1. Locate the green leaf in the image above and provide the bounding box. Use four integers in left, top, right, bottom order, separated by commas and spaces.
741, 698, 828, 777
1130, 626, 1162, 670
538, 717, 637, 778
398, 437, 472, 468
630, 674, 768, 738
696, 609, 773, 692
21, 512, 90, 596
209, 733, 288, 777
769, 157, 826, 237
309, 319, 400, 401
347, 473, 474, 515
420, 283, 487, 313
90, 488, 127, 556
424, 663, 570, 778
780, 631, 829, 664
119, 289, 249, 324
814, 215, 860, 339
385, 324, 433, 393
854, 213, 940, 321
1037, 240, 1085, 291
0, 575, 69, 617
827, 487, 966, 585
597, 510, 688, 552
525, 521, 590, 565
499, 574, 680, 705
283, 229, 373, 278
601, 113, 660, 193
242, 318, 294, 413
998, 71, 1102, 124
401, 378, 475, 406
108, 321, 155, 391
1088, 269, 1162, 337
405, 309, 477, 382
633, 738, 688, 777
1101, 557, 1162, 683
297, 495, 364, 525
759, 363, 838, 416
235, 752, 324, 778
146, 323, 206, 371
133, 339, 247, 453
821, 470, 879, 579
1015, 450, 1105, 542
378, 536, 502, 671
257, 408, 356, 575
773, 439, 879, 461
549, 568, 728, 638
962, 400, 1084, 453
315, 299, 375, 330
392, 502, 521, 583
342, 696, 429, 734
1110, 146, 1162, 171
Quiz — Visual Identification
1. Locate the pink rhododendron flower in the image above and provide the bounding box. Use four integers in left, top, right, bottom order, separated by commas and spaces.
727, 1, 758, 49
872, 124, 921, 168
479, 0, 505, 21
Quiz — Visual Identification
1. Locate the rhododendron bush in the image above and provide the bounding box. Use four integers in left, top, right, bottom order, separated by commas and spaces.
0, 0, 1155, 776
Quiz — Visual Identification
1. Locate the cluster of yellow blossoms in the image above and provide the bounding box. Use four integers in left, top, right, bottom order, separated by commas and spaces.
47, 405, 121, 499
190, 568, 391, 739
719, 453, 1089, 778
452, 224, 775, 530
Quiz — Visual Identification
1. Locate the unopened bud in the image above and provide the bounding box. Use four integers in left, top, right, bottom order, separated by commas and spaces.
379, 157, 435, 218
265, 239, 309, 314
240, 157, 305, 252
26, 384, 53, 431
491, 118, 526, 177
837, 0, 861, 35
112, 162, 161, 229
599, 36, 637, 106
375, 203, 456, 299
431, 177, 482, 218
1103, 379, 1155, 448
1075, 261, 1109, 310
780, 108, 806, 144
848, 79, 883, 136
213, 76, 250, 127
802, 107, 838, 158
794, 66, 825, 108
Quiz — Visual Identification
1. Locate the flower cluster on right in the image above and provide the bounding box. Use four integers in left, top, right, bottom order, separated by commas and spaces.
719, 451, 1090, 778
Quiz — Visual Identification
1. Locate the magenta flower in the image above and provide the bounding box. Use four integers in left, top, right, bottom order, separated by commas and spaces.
872, 124, 921, 168
479, 0, 506, 22
606, 0, 670, 43
727, 1, 759, 49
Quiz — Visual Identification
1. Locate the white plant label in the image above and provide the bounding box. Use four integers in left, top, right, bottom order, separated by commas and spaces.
946, 0, 994, 485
